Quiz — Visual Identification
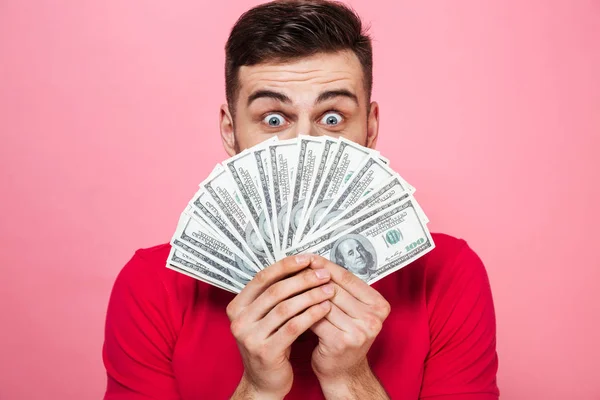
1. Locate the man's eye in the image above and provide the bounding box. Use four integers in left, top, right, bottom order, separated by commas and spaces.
263, 113, 286, 127
320, 112, 343, 126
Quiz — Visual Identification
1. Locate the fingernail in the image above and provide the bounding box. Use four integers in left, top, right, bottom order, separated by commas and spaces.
321, 283, 334, 294
295, 254, 312, 264
314, 268, 330, 279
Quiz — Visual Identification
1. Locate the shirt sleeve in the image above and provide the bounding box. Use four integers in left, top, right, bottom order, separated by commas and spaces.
420, 240, 500, 400
102, 250, 182, 399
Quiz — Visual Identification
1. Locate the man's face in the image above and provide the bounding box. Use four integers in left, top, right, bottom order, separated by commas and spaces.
220, 50, 379, 155
337, 238, 368, 275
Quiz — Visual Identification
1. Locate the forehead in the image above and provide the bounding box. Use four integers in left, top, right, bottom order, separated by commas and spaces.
339, 238, 360, 250
237, 51, 365, 105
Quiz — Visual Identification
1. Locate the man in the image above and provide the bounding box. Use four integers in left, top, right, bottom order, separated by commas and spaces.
332, 234, 376, 280
103, 1, 499, 399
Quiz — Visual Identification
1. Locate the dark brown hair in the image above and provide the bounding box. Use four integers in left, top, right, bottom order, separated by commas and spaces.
225, 0, 373, 116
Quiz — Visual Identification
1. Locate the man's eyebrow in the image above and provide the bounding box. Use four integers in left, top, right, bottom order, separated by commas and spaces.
247, 90, 292, 106
315, 89, 359, 106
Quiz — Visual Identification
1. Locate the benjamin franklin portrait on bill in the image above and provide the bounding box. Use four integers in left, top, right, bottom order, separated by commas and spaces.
331, 233, 377, 280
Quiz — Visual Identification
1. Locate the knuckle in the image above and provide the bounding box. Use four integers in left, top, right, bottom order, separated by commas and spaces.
340, 269, 355, 286
225, 302, 237, 320
230, 319, 243, 337
265, 283, 281, 300
285, 320, 300, 336
254, 269, 269, 285
374, 299, 391, 318
364, 314, 382, 336
274, 301, 289, 318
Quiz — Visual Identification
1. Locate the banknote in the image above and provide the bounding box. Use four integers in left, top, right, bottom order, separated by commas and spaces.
282, 135, 327, 250
167, 247, 242, 293
295, 195, 401, 249
169, 136, 434, 292
223, 139, 277, 262
316, 174, 427, 233
292, 136, 338, 246
305, 156, 408, 235
286, 196, 435, 285
252, 141, 278, 257
189, 170, 268, 269
266, 138, 298, 256
202, 166, 274, 265
171, 210, 256, 284
296, 138, 378, 243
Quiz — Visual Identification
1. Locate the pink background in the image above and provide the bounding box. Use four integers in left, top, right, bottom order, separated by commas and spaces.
1, 0, 599, 398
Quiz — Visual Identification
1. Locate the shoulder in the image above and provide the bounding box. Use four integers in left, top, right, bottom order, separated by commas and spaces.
419, 233, 496, 341
108, 243, 200, 322
417, 234, 499, 397
423, 232, 491, 292
118, 243, 172, 279
103, 243, 200, 397
381, 232, 493, 308
424, 232, 484, 270
115, 243, 196, 290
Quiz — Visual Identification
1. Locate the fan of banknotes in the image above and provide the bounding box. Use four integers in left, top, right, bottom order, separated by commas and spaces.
167, 136, 435, 293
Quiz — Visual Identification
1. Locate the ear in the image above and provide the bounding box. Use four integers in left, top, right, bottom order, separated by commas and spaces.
219, 104, 237, 157
366, 101, 379, 149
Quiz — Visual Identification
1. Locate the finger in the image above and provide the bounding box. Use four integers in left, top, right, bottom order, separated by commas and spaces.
227, 254, 313, 317
308, 255, 386, 307
328, 283, 367, 319
245, 267, 331, 322
271, 300, 332, 350
310, 318, 342, 343
261, 283, 335, 335
324, 302, 356, 333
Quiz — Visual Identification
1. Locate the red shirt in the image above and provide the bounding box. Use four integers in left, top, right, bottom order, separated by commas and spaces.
103, 233, 499, 399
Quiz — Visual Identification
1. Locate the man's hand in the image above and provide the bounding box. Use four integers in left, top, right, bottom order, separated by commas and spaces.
227, 254, 335, 400
308, 256, 391, 399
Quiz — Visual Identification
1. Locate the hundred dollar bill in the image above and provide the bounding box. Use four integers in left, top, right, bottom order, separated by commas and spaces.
189, 167, 268, 269
171, 210, 255, 285
201, 166, 273, 265
316, 174, 428, 234
306, 156, 409, 235
223, 139, 277, 262
168, 263, 240, 294
266, 138, 298, 256
297, 137, 378, 243
185, 206, 263, 276
286, 196, 435, 285
296, 195, 401, 248
293, 136, 338, 246
167, 247, 242, 293
171, 236, 251, 288
282, 135, 327, 250
253, 140, 278, 256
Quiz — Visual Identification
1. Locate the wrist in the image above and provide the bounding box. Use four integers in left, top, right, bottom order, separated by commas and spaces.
231, 373, 287, 400
316, 361, 387, 400
315, 360, 371, 394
